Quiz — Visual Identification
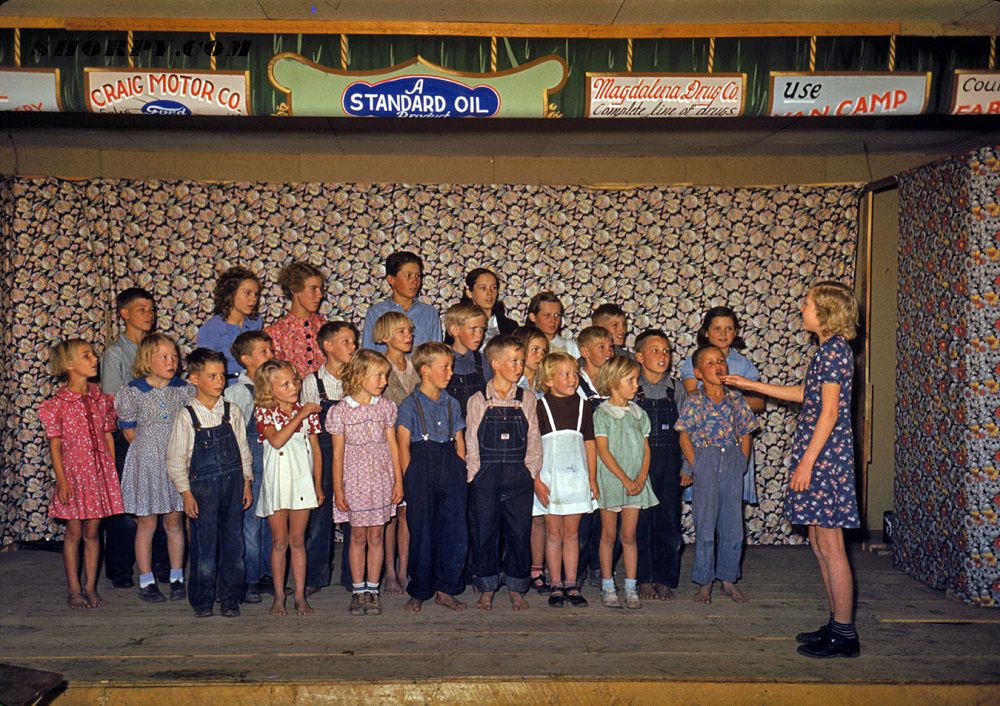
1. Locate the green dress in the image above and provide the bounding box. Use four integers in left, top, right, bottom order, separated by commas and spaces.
594, 401, 659, 510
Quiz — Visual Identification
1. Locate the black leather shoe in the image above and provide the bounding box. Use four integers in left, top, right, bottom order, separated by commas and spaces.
258, 575, 275, 594
194, 606, 213, 618
138, 584, 166, 603
112, 576, 135, 589
797, 633, 860, 659
795, 624, 831, 644
244, 583, 262, 604
220, 600, 241, 617
169, 580, 186, 601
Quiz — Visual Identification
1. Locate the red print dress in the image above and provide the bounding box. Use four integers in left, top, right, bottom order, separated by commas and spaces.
38, 384, 124, 520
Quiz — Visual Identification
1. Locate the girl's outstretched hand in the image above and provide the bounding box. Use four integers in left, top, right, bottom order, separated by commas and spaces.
789, 460, 813, 492
300, 403, 323, 417
720, 374, 750, 390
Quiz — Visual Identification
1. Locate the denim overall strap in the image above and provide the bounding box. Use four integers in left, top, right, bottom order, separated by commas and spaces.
413, 393, 455, 442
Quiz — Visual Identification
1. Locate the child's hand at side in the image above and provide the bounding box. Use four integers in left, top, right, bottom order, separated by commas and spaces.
314, 483, 326, 507
789, 459, 814, 492
391, 481, 403, 505
56, 479, 72, 505
589, 479, 600, 501
242, 480, 253, 510
182, 490, 199, 519
624, 477, 642, 496
680, 473, 693, 487
334, 487, 350, 513
534, 477, 550, 507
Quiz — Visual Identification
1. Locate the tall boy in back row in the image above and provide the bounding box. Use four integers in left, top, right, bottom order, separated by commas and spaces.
362, 251, 443, 352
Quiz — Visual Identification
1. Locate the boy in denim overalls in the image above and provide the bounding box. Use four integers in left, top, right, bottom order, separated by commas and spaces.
168, 348, 254, 617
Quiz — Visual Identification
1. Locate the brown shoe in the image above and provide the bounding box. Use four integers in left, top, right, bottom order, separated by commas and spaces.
349, 592, 365, 615
364, 591, 382, 615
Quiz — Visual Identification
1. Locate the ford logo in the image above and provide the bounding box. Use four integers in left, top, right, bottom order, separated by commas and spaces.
141, 100, 193, 115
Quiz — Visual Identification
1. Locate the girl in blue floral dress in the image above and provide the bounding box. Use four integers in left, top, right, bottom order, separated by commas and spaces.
723, 281, 861, 660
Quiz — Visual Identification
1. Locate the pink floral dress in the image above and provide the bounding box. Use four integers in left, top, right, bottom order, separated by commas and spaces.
38, 383, 123, 520
326, 395, 398, 527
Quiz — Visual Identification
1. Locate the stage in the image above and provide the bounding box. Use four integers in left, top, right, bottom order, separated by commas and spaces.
0, 543, 997, 705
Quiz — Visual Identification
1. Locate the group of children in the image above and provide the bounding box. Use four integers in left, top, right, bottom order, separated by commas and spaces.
39, 251, 863, 659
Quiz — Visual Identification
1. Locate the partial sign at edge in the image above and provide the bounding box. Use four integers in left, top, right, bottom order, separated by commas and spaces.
951, 71, 1000, 115
0, 68, 62, 112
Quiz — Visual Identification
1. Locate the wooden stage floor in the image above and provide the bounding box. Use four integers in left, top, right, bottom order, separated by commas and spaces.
1, 543, 998, 704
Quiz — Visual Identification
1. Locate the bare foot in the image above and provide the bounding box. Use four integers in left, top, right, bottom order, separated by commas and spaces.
693, 583, 713, 604
383, 576, 404, 595
84, 589, 105, 608
435, 592, 468, 612
67, 592, 88, 610
721, 582, 748, 603
403, 597, 423, 612
295, 596, 314, 616
638, 582, 657, 600
475, 591, 494, 611
654, 583, 676, 601
270, 595, 288, 616
509, 591, 529, 611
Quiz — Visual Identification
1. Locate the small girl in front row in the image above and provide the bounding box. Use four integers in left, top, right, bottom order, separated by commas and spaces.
533, 352, 599, 608
675, 345, 758, 605
593, 356, 658, 610
115, 334, 194, 604
328, 350, 403, 617
39, 339, 123, 609
253, 359, 324, 617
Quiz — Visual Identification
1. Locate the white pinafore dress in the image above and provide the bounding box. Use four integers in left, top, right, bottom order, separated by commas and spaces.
532, 396, 599, 517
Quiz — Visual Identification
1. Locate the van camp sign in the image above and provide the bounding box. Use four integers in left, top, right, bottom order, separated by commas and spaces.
268, 53, 567, 118
84, 68, 251, 115
768, 72, 930, 116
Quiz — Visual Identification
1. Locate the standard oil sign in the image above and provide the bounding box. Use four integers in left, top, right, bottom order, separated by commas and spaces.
84, 68, 251, 115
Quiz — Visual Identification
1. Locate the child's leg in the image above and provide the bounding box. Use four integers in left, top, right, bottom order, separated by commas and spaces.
396, 507, 410, 589
561, 514, 583, 588
598, 509, 618, 580
619, 508, 640, 580
544, 515, 564, 587
499, 484, 533, 609
161, 511, 185, 572
134, 514, 157, 576
383, 515, 401, 593
813, 526, 853, 623
63, 519, 85, 607
288, 509, 311, 614
267, 510, 289, 615
81, 519, 104, 606
690, 450, 721, 588
530, 515, 547, 586
349, 524, 369, 585
717, 448, 748, 602
365, 525, 385, 588
807, 525, 835, 612
469, 471, 502, 603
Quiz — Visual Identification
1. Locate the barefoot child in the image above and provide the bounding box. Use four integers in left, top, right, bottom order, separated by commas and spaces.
168, 349, 254, 617
593, 356, 658, 610
328, 350, 403, 616
724, 282, 861, 658
675, 345, 758, 605
225, 331, 274, 603
634, 330, 684, 600
115, 334, 194, 603
396, 342, 469, 613
300, 321, 357, 597
253, 359, 324, 616
40, 340, 123, 609
375, 311, 420, 595
533, 352, 599, 608
444, 301, 491, 417
465, 335, 543, 611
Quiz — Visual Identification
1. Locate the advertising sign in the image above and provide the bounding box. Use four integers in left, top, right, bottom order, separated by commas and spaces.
268, 54, 567, 118
586, 73, 745, 118
951, 71, 1000, 115
0, 68, 62, 112
84, 69, 251, 115
768, 72, 930, 116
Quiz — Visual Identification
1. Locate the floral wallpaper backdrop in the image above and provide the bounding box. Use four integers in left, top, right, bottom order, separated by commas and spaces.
0, 177, 859, 546
897, 145, 1000, 606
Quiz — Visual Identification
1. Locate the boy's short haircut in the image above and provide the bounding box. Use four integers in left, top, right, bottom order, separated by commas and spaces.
594, 355, 641, 397
577, 325, 613, 350
231, 330, 273, 369
187, 347, 226, 375
483, 334, 525, 364
317, 320, 359, 349
537, 351, 578, 389
386, 251, 423, 277
412, 341, 454, 376
526, 291, 563, 317
692, 345, 724, 369
634, 329, 670, 353
276, 261, 326, 300
592, 303, 627, 325
49, 338, 89, 379
115, 287, 154, 313
341, 349, 392, 398
131, 333, 180, 379
443, 301, 487, 332
373, 311, 413, 344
